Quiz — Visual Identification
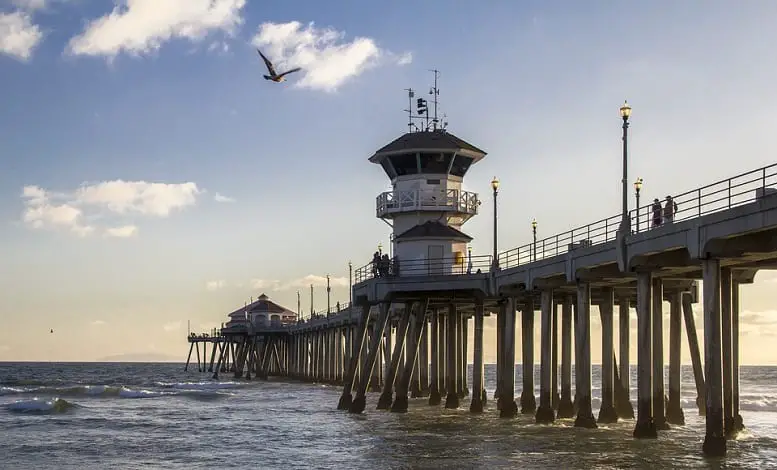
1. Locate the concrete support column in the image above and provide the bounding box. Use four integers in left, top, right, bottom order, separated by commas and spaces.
410, 343, 421, 398
349, 303, 392, 413
495, 304, 503, 401
598, 287, 618, 423
499, 298, 518, 417
574, 281, 596, 428
732, 280, 744, 434
445, 303, 460, 409
439, 312, 447, 396
461, 316, 469, 397
429, 311, 442, 405
702, 258, 726, 457
456, 313, 465, 398
652, 278, 669, 430
392, 299, 430, 413
557, 295, 575, 418
617, 297, 635, 418
520, 298, 536, 414
377, 303, 414, 410
633, 271, 657, 438
419, 318, 430, 397
536, 289, 555, 423
721, 268, 734, 437
370, 325, 383, 392
666, 292, 685, 425
384, 323, 393, 391
682, 292, 706, 415
470, 301, 485, 413
338, 305, 372, 410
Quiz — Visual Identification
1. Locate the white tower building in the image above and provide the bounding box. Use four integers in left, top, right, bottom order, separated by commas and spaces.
369, 128, 486, 276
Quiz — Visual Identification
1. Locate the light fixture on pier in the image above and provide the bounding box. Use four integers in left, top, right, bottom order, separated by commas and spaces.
491, 177, 499, 270
378, 242, 383, 255
634, 177, 643, 232
531, 218, 538, 262
618, 100, 632, 236
348, 261, 353, 306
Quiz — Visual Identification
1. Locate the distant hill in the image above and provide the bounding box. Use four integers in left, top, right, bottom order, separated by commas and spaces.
96, 353, 181, 363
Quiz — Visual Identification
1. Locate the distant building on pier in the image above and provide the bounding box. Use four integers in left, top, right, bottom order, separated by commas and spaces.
225, 294, 297, 329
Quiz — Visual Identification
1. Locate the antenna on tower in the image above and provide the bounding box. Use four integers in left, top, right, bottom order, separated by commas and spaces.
403, 88, 415, 133
428, 69, 440, 131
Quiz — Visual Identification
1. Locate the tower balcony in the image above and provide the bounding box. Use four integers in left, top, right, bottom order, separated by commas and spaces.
376, 189, 479, 219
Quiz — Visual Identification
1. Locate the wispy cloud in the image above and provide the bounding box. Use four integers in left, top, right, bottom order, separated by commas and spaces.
0, 10, 43, 61
162, 321, 181, 332
249, 274, 348, 291
90, 320, 106, 326
251, 21, 411, 92
66, 0, 246, 60
20, 181, 200, 238
213, 192, 235, 203
206, 280, 227, 291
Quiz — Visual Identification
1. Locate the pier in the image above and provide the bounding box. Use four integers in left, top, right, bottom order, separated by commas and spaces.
185, 100, 777, 457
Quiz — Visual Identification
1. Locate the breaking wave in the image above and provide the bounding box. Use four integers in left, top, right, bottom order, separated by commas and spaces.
5, 398, 77, 414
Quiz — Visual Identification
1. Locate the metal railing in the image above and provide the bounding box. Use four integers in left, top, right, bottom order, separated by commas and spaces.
630, 163, 777, 233
309, 301, 353, 320
376, 189, 479, 218
353, 254, 492, 283
498, 162, 777, 270
497, 213, 622, 269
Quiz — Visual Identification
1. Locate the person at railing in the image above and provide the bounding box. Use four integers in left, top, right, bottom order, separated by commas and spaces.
391, 255, 400, 276
372, 251, 381, 277
663, 195, 678, 224
651, 198, 663, 228
380, 254, 390, 277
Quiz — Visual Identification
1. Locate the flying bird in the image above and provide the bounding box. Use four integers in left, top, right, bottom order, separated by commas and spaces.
256, 48, 301, 83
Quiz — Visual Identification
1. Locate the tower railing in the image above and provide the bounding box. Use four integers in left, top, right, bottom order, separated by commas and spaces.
497, 162, 777, 269
353, 254, 492, 283
376, 189, 479, 218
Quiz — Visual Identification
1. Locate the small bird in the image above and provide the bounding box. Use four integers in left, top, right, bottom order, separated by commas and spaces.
256, 48, 301, 83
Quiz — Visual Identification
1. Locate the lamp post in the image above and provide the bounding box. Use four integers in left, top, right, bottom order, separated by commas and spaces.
531, 218, 538, 261
326, 274, 331, 316
619, 101, 632, 235
467, 245, 472, 273
378, 242, 383, 256
348, 261, 353, 306
634, 177, 643, 232
297, 290, 301, 321
491, 177, 500, 270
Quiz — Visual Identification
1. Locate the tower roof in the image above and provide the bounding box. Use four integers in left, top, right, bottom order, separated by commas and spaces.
395, 221, 473, 242
226, 294, 296, 318
369, 130, 486, 162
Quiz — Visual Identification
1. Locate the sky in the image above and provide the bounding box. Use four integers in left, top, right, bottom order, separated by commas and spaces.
1, 0, 776, 363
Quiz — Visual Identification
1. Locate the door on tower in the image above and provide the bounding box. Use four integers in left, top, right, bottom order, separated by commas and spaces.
428, 245, 444, 275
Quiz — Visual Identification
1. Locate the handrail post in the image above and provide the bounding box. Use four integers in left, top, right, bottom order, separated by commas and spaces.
698, 188, 702, 217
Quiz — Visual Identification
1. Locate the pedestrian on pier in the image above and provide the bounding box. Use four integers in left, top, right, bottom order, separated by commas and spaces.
371, 251, 381, 277
651, 198, 663, 228
664, 195, 678, 224
380, 254, 390, 277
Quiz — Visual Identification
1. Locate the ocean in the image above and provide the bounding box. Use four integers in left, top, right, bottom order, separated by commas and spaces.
1, 362, 776, 469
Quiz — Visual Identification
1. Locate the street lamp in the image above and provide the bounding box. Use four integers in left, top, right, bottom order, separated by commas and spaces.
348, 261, 353, 306
491, 177, 500, 270
531, 218, 538, 261
619, 101, 632, 235
378, 242, 383, 256
634, 177, 643, 232
467, 245, 473, 273
326, 274, 331, 316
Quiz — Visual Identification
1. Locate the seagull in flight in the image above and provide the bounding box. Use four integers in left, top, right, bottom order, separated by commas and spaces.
256, 48, 301, 83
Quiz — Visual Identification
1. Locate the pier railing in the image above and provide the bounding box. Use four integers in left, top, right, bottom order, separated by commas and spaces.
630, 162, 777, 233
498, 162, 777, 269
353, 254, 493, 283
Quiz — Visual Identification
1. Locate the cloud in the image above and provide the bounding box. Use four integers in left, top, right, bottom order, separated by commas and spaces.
249, 274, 349, 291
206, 279, 226, 291
251, 21, 411, 92
0, 10, 43, 61
162, 321, 181, 332
213, 192, 235, 203
66, 0, 246, 59
740, 310, 777, 326
105, 225, 138, 238
90, 320, 106, 326
20, 180, 200, 237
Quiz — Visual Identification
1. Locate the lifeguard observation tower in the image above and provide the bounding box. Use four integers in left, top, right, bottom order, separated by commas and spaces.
369, 72, 487, 276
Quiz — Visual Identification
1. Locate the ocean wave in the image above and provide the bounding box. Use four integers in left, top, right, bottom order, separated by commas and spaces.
0, 383, 232, 401
4, 398, 77, 414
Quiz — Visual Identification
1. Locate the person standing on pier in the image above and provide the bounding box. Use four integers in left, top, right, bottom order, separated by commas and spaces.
664, 195, 678, 224
372, 251, 381, 277
651, 198, 663, 228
